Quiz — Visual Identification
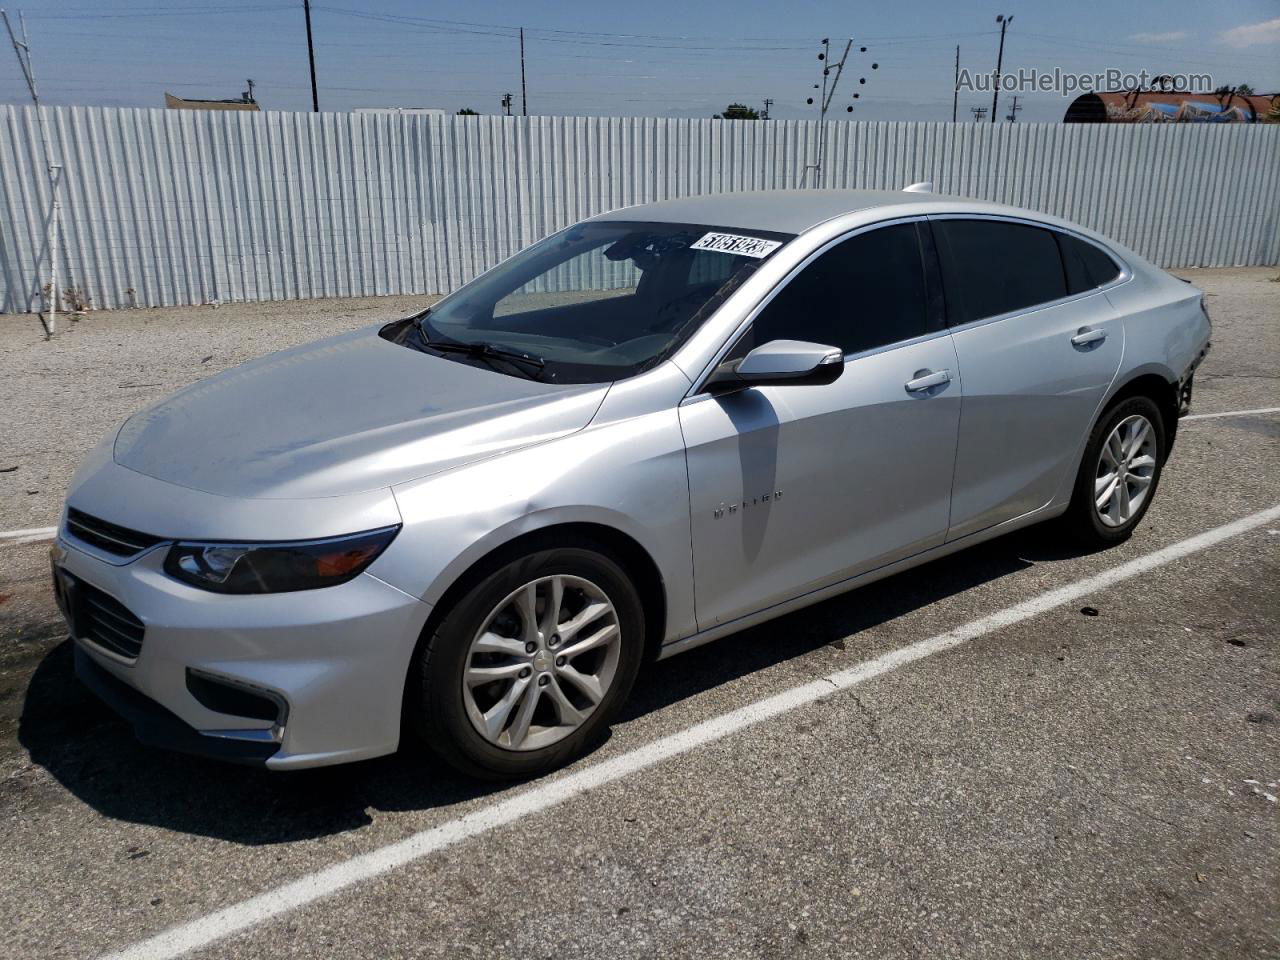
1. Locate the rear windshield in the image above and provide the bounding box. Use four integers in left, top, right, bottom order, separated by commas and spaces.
405, 220, 794, 384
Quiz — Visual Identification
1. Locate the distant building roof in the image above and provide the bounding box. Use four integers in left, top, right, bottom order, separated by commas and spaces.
164, 92, 259, 112
1065, 90, 1278, 123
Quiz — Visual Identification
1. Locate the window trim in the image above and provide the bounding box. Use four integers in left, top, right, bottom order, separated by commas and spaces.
685, 215, 946, 398
927, 213, 1131, 334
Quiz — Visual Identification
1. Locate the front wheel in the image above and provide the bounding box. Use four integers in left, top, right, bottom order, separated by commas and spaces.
1062, 395, 1166, 546
409, 546, 644, 780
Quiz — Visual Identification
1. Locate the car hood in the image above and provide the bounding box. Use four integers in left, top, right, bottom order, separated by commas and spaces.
113, 326, 610, 499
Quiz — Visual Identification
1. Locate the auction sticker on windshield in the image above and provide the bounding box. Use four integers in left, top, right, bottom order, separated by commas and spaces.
690, 232, 783, 258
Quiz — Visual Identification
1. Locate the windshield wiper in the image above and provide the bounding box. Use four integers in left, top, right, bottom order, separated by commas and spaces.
421, 336, 547, 379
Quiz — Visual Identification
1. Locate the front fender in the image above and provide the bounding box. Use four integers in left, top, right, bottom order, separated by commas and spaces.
369, 407, 696, 645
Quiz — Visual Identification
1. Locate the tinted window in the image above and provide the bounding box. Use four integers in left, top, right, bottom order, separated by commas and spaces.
1058, 232, 1121, 294
746, 222, 932, 357
934, 220, 1067, 324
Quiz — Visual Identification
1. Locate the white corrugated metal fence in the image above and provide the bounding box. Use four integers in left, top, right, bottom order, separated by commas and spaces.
2, 106, 1278, 312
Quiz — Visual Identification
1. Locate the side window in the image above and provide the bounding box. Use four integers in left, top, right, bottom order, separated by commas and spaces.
934, 219, 1067, 325
745, 222, 932, 357
1058, 232, 1121, 294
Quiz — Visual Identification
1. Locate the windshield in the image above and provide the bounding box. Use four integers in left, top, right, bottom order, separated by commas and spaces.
411, 220, 794, 384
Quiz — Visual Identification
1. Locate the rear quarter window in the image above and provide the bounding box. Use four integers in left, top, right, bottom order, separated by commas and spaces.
1058, 232, 1122, 294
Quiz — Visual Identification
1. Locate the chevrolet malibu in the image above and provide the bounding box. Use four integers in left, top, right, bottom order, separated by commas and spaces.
54, 188, 1211, 778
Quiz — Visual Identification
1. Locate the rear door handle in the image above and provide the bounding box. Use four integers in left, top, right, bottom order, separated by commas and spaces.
905, 369, 951, 392
1071, 326, 1107, 347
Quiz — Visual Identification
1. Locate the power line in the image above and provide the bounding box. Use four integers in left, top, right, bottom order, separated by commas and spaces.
27, 3, 293, 20
1013, 29, 1280, 64
311, 6, 990, 53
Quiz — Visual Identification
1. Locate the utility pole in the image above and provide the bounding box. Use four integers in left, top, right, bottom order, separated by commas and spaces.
501, 92, 513, 116
952, 45, 959, 122
1006, 94, 1021, 122
991, 14, 1012, 124
520, 27, 527, 116
303, 0, 319, 112
799, 38, 875, 186
3, 7, 59, 336
970, 105, 988, 122
803, 38, 851, 188
762, 97, 773, 120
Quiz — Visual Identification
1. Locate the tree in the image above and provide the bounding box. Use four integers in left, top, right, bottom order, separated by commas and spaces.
456, 107, 479, 115
713, 103, 760, 120
1213, 83, 1254, 101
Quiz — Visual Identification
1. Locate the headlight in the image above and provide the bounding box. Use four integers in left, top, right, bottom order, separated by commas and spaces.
164, 525, 400, 594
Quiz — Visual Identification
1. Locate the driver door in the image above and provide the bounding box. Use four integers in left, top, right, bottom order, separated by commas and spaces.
679, 220, 963, 629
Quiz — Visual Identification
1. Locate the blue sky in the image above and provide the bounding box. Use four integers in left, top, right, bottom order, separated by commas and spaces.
4, 1, 1279, 121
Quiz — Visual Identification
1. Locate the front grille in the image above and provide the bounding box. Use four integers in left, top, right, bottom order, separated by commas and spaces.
75, 577, 146, 660
65, 508, 165, 558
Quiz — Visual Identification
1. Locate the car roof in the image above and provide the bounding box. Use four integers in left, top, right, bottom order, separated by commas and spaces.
585, 188, 1138, 264
587, 188, 1060, 236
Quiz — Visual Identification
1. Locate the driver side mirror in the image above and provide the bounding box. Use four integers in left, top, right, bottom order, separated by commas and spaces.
707, 339, 845, 392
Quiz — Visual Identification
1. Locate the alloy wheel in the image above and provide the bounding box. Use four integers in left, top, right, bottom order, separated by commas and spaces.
1094, 414, 1157, 527
462, 575, 621, 751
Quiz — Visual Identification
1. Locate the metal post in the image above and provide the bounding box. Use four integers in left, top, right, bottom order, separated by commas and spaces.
303, 0, 319, 112
991, 15, 1012, 124
3, 8, 58, 336
816, 39, 830, 188
520, 27, 528, 116
819, 39, 853, 188
952, 45, 959, 122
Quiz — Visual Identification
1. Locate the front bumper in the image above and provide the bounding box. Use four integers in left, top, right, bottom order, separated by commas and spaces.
54, 535, 432, 769
73, 646, 281, 764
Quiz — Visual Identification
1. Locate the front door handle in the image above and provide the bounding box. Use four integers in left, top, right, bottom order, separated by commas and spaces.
1071, 326, 1107, 347
905, 369, 951, 392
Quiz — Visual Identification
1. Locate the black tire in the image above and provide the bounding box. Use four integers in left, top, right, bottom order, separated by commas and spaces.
408, 545, 644, 780
1062, 394, 1166, 547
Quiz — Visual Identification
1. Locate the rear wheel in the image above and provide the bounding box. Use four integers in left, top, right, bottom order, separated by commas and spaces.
1063, 395, 1165, 546
409, 546, 644, 779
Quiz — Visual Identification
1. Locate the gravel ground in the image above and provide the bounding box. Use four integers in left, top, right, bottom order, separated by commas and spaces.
0, 268, 1276, 960
0, 294, 437, 533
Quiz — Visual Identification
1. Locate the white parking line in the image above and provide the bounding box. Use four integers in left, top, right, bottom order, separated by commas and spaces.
99, 502, 1280, 960
0, 525, 57, 544
1182, 406, 1280, 421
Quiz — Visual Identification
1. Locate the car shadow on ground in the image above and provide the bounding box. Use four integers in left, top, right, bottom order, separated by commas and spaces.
17, 525, 1101, 846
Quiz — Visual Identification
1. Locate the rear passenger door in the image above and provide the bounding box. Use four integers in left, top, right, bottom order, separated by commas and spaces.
934, 217, 1125, 541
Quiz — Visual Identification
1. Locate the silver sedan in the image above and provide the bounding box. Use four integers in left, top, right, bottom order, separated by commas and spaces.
53, 188, 1211, 778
